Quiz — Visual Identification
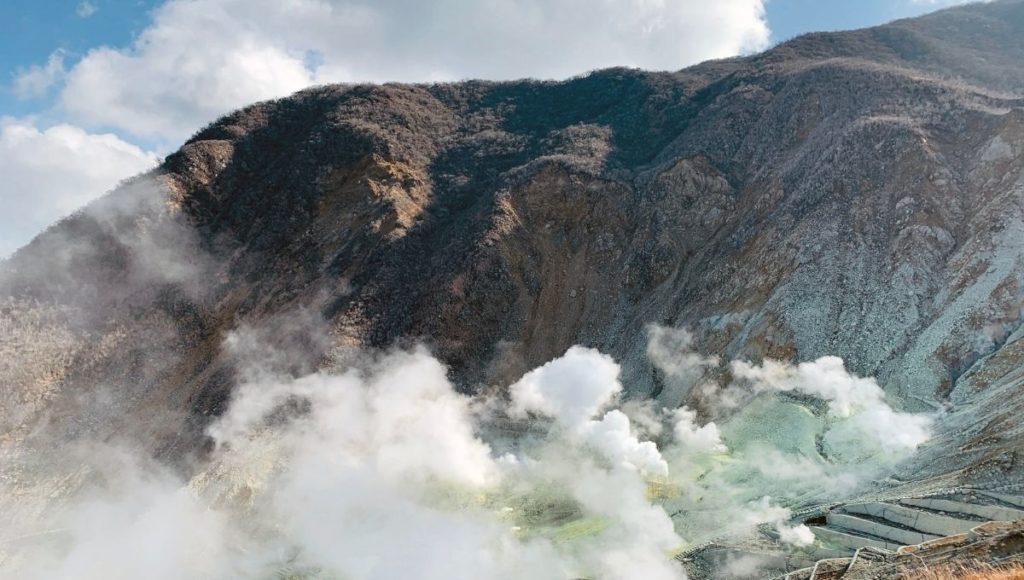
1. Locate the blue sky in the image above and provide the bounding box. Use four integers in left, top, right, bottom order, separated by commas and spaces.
0, 0, 977, 257
0, 1, 959, 99
766, 0, 960, 43
0, 1, 159, 117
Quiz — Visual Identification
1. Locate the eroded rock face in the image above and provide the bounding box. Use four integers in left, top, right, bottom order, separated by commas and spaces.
4, 1, 1024, 489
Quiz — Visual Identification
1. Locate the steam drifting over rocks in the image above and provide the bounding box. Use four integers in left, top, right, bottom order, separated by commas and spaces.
1, 316, 934, 579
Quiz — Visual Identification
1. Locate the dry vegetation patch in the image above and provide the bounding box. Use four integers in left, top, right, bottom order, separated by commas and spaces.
906, 561, 1024, 579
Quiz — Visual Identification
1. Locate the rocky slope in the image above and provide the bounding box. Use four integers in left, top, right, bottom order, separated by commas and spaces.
4, 0, 1024, 572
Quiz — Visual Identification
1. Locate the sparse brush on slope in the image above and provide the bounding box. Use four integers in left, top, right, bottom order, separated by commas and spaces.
906, 562, 1024, 580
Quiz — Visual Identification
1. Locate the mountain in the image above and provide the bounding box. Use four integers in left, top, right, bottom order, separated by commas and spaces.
5, 1, 1024, 577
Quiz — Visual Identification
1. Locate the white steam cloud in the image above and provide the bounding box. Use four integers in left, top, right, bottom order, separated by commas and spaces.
510, 345, 623, 429
731, 355, 934, 459
5, 339, 689, 579
671, 406, 728, 455
1, 319, 937, 579
642, 324, 935, 559
210, 346, 498, 488
510, 346, 669, 476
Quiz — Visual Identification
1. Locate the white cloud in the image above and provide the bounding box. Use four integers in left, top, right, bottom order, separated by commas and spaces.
0, 118, 159, 257
56, 0, 770, 143
60, 2, 315, 143
76, 1, 98, 18
13, 51, 66, 99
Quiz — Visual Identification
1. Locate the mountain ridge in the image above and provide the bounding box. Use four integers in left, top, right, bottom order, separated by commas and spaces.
3, 0, 1024, 506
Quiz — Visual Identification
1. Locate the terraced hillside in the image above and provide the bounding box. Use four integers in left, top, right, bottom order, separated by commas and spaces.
681, 490, 1024, 578
783, 492, 1024, 579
